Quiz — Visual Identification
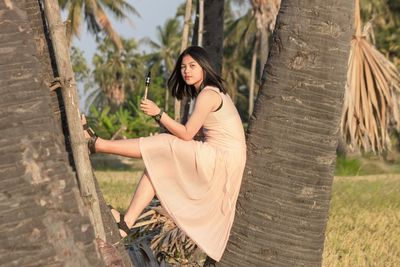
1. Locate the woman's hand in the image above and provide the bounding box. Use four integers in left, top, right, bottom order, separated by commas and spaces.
140, 99, 161, 116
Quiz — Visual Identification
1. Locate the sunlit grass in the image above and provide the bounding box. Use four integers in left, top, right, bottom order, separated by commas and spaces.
323, 175, 400, 267
95, 170, 142, 211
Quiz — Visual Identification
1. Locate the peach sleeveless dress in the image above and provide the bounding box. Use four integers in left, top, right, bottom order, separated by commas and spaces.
139, 86, 246, 261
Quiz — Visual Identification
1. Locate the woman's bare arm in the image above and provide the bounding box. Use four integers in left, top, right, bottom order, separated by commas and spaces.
140, 89, 221, 141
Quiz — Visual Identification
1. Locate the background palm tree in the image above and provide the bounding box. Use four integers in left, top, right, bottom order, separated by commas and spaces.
226, 0, 280, 117
224, 9, 257, 116
88, 37, 145, 110
146, 18, 182, 112
59, 0, 139, 51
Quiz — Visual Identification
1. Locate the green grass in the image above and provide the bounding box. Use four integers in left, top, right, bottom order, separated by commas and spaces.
96, 170, 400, 266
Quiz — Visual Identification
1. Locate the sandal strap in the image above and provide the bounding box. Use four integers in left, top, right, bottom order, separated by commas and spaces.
88, 135, 98, 154
83, 124, 97, 138
82, 122, 98, 154
117, 213, 131, 236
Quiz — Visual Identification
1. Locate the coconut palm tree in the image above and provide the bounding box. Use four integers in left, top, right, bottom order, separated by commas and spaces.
226, 1, 280, 117
223, 9, 257, 111
88, 37, 145, 110
146, 18, 182, 112
59, 0, 138, 51
218, 0, 354, 265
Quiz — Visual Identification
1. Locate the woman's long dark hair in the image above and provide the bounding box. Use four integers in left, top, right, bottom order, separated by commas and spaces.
168, 46, 226, 100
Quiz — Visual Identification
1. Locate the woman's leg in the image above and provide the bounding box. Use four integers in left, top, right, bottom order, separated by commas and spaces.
95, 138, 142, 158
111, 170, 155, 237
82, 114, 142, 158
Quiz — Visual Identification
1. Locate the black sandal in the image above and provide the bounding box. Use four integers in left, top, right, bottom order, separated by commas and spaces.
108, 205, 132, 236
116, 213, 131, 236
83, 123, 98, 154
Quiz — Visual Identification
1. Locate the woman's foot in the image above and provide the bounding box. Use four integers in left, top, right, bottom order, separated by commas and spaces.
109, 206, 132, 238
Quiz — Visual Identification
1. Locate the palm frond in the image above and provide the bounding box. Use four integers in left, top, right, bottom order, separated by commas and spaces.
250, 0, 281, 31
341, 0, 400, 154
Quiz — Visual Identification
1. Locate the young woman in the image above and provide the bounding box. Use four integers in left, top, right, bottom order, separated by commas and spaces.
83, 46, 246, 261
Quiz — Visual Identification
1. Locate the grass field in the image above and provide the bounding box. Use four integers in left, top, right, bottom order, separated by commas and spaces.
323, 175, 400, 267
96, 170, 400, 266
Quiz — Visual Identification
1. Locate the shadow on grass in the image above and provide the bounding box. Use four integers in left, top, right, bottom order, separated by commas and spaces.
335, 154, 400, 176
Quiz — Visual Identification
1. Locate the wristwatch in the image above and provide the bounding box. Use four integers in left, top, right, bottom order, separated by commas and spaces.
153, 109, 164, 122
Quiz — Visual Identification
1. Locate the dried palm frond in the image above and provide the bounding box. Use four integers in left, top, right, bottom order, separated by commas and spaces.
341, 0, 400, 154
131, 200, 204, 266
250, 0, 281, 31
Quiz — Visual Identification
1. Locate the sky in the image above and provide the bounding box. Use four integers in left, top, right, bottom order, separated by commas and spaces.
71, 0, 184, 64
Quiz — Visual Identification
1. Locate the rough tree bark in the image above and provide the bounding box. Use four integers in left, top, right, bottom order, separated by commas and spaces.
202, 0, 224, 75
219, 0, 354, 266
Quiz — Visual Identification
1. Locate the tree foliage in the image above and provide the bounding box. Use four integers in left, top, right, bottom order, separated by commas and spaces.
59, 0, 138, 50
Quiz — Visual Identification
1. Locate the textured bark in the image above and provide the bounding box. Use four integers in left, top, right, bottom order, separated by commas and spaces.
259, 27, 269, 78
203, 0, 224, 74
0, 1, 103, 265
249, 35, 259, 118
219, 0, 354, 266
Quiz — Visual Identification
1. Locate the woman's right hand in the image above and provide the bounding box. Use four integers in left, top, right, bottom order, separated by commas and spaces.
140, 99, 161, 117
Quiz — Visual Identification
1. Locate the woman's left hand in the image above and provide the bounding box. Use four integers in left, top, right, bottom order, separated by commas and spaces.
140, 99, 161, 116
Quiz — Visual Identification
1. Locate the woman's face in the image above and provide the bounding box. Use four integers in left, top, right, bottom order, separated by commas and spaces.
180, 55, 204, 90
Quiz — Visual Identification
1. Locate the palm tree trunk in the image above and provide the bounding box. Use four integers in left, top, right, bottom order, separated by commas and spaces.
219, 0, 354, 266
249, 34, 259, 118
43, 0, 106, 241
198, 0, 204, 46
203, 0, 224, 74
175, 0, 193, 121
259, 27, 269, 78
